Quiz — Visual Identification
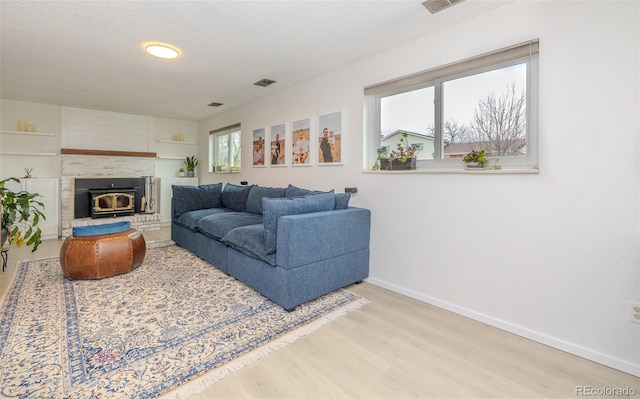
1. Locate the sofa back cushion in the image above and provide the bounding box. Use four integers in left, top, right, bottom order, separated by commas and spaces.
284, 184, 311, 197
172, 183, 222, 218
221, 183, 254, 211
262, 191, 335, 254
245, 185, 286, 215
334, 192, 351, 210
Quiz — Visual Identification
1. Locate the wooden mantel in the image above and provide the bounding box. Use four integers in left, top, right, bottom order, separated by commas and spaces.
61, 148, 157, 158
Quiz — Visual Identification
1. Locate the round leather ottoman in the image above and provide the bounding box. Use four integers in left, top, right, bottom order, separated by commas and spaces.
60, 226, 146, 280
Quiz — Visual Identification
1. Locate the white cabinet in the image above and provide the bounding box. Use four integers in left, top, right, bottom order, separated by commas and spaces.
4, 178, 60, 240
22, 179, 59, 240
159, 177, 198, 225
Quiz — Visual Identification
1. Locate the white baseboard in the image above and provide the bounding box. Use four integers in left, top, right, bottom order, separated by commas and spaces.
365, 277, 640, 377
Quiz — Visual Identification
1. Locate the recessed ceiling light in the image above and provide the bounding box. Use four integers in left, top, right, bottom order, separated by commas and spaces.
143, 42, 182, 59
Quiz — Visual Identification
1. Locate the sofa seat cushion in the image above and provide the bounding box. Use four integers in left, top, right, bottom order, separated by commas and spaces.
174, 207, 234, 230
262, 191, 335, 254
173, 183, 223, 218
195, 212, 263, 240
221, 224, 276, 266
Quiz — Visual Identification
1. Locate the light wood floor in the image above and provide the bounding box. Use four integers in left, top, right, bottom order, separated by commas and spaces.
1, 227, 638, 398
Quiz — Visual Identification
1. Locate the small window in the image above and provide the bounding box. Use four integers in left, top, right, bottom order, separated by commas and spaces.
365, 40, 539, 170
209, 123, 241, 173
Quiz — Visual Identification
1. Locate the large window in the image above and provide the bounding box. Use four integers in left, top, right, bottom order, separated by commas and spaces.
366, 40, 538, 170
209, 123, 241, 173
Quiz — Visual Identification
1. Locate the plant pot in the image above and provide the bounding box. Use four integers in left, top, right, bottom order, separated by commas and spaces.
465, 163, 486, 169
1, 227, 7, 247
380, 158, 416, 170
186, 170, 195, 177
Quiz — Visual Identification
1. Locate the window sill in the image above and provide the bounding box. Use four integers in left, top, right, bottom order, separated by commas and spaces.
363, 167, 539, 175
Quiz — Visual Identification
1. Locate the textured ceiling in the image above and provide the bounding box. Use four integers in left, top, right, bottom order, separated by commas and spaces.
0, 1, 506, 121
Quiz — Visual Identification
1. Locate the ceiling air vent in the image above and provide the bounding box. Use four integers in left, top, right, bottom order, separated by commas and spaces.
422, 0, 465, 14
253, 78, 276, 87
207, 102, 224, 107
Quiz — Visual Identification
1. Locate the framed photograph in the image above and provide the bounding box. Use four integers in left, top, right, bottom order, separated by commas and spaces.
291, 118, 311, 166
252, 127, 266, 167
318, 111, 342, 164
269, 123, 286, 166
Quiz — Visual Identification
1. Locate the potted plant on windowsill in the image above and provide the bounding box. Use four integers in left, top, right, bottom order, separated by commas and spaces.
1, 177, 46, 252
372, 132, 419, 171
463, 150, 489, 168
184, 156, 198, 177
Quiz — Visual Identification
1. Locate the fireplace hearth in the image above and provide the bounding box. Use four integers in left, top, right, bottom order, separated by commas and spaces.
74, 177, 147, 219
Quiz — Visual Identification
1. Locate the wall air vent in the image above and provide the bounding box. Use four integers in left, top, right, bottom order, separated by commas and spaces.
253, 78, 276, 87
422, 0, 465, 14
207, 102, 224, 107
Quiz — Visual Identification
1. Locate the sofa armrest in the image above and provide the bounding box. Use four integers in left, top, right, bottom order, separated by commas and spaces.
276, 207, 371, 270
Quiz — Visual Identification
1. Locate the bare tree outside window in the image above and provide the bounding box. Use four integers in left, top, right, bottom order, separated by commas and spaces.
469, 83, 526, 156
443, 118, 467, 144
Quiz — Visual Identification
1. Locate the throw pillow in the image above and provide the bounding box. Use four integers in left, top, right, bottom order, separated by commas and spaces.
172, 183, 223, 218
262, 191, 335, 254
221, 183, 254, 211
245, 185, 286, 215
334, 192, 351, 210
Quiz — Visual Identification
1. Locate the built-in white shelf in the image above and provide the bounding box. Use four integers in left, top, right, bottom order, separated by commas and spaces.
0, 152, 58, 157
158, 140, 196, 145
156, 156, 186, 160
0, 130, 56, 137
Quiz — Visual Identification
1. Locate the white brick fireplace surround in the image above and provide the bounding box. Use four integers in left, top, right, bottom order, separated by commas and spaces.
61, 154, 160, 238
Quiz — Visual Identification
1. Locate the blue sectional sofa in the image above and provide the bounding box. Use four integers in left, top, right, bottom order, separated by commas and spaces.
171, 183, 371, 310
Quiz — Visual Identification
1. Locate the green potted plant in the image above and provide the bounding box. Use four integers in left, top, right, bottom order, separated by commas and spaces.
184, 156, 198, 177
1, 177, 46, 252
372, 132, 419, 170
462, 150, 489, 168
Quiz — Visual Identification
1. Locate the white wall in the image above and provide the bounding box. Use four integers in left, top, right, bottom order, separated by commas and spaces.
0, 100, 198, 180
152, 117, 198, 178
0, 99, 61, 179
198, 1, 640, 375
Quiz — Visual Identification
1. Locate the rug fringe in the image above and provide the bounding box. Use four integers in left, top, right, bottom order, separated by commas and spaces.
160, 297, 369, 399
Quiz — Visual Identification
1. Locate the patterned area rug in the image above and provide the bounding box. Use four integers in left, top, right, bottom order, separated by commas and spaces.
0, 241, 367, 398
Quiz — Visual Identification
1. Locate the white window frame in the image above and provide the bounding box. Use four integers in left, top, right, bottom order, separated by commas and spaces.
209, 123, 241, 173
364, 40, 539, 171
